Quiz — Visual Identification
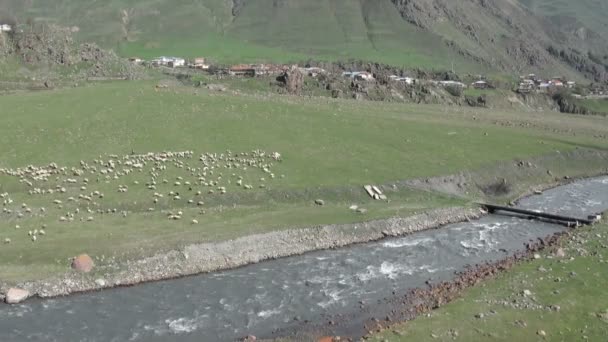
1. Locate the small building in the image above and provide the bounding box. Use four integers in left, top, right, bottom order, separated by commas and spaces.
342, 71, 374, 81
438, 80, 466, 88
517, 80, 535, 94
354, 72, 374, 81
301, 67, 326, 77
128, 57, 143, 64
538, 82, 551, 93
168, 58, 185, 68
229, 64, 256, 77
191, 57, 210, 70
549, 79, 564, 87
566, 81, 576, 89
472, 80, 488, 89
396, 77, 415, 85
151, 56, 185, 68
0, 24, 12, 32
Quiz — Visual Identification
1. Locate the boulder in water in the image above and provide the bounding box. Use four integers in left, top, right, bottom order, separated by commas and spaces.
5, 288, 30, 304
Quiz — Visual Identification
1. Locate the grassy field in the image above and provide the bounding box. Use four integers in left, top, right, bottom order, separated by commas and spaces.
370, 220, 608, 341
1, 80, 608, 283
577, 98, 608, 114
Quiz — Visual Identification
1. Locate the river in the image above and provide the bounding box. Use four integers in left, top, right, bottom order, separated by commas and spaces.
1, 176, 607, 341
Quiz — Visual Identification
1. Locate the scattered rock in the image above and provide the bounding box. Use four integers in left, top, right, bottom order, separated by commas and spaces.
537, 330, 546, 337
475, 313, 485, 319
596, 310, 608, 322
315, 199, 325, 206
71, 254, 95, 273
523, 289, 532, 297
534, 253, 541, 259
95, 278, 107, 287
555, 248, 566, 258
5, 288, 30, 304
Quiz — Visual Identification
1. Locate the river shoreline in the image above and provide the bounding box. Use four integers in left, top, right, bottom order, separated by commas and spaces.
1, 206, 482, 302
1, 172, 604, 303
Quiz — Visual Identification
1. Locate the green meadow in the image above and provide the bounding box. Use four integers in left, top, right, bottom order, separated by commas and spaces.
0, 80, 607, 283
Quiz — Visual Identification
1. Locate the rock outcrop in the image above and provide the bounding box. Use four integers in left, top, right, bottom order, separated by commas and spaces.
277, 66, 304, 94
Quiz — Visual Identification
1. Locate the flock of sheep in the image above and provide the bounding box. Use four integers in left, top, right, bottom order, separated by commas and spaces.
1, 149, 284, 244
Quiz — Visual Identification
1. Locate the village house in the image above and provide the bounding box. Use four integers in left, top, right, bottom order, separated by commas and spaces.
299, 67, 326, 77
397, 77, 415, 85
229, 64, 256, 77
437, 80, 467, 88
151, 56, 185, 68
0, 24, 12, 32
549, 77, 564, 87
566, 81, 576, 89
389, 75, 415, 85
517, 79, 535, 94
472, 80, 488, 89
190, 57, 210, 70
354, 72, 374, 81
342, 71, 374, 81
128, 57, 143, 64
538, 82, 551, 93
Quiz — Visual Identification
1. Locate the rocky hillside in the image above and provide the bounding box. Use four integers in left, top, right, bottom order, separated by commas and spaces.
0, 0, 606, 80
0, 22, 143, 84
390, 0, 607, 81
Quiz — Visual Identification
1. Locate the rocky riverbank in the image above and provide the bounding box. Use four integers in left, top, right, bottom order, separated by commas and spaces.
1, 206, 482, 302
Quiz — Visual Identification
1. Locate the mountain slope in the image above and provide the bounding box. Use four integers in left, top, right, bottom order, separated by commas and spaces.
0, 0, 606, 79
227, 0, 463, 68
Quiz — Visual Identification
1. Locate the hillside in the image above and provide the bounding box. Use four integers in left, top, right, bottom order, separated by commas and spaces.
0, 0, 607, 79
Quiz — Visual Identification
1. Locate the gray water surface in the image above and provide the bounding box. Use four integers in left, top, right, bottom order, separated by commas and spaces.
2, 176, 607, 341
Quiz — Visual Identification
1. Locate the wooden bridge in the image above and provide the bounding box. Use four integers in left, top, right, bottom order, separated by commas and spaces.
479, 203, 599, 226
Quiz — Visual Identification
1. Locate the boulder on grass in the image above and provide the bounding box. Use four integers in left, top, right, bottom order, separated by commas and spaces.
72, 254, 94, 273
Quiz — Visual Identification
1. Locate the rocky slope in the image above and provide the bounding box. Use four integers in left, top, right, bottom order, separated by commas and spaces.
390, 0, 607, 81
0, 23, 143, 83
